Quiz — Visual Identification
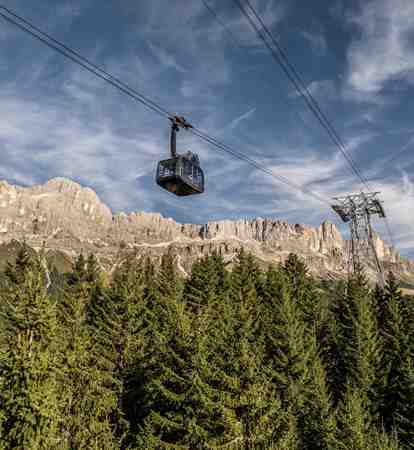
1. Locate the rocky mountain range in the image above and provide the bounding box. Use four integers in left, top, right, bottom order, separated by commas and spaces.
0, 177, 412, 282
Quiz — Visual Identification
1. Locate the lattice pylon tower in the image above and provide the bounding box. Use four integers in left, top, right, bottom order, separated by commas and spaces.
331, 192, 386, 287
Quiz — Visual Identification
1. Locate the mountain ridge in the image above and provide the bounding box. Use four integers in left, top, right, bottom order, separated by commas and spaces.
0, 177, 412, 280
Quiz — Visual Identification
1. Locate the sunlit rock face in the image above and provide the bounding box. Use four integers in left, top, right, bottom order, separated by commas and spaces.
0, 177, 412, 281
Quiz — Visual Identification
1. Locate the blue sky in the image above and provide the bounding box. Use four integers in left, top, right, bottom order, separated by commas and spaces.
0, 0, 413, 256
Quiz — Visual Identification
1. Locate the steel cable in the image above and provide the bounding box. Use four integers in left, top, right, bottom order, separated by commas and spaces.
233, 0, 373, 192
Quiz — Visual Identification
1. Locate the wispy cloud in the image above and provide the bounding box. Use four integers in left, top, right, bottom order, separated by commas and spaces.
346, 0, 414, 94
301, 30, 327, 54
289, 79, 337, 101
226, 107, 256, 130
147, 42, 187, 73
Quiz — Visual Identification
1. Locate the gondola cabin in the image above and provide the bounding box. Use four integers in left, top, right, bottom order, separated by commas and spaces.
156, 115, 205, 196
156, 153, 204, 196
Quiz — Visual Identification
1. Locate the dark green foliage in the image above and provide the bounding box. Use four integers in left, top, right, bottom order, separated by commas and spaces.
4, 244, 35, 285
375, 274, 414, 448
0, 250, 412, 449
183, 252, 229, 309
0, 255, 61, 449
67, 252, 87, 286
58, 283, 118, 449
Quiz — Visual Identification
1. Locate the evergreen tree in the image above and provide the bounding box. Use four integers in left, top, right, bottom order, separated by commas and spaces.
0, 258, 62, 449
86, 256, 148, 447
183, 252, 229, 309
67, 253, 87, 286
207, 252, 288, 446
300, 334, 338, 449
376, 274, 414, 448
111, 256, 151, 444
4, 244, 35, 285
329, 272, 364, 404
283, 253, 308, 292
58, 281, 118, 449
265, 259, 336, 448
337, 386, 399, 450
85, 253, 102, 284
137, 294, 202, 447
139, 252, 283, 447
156, 252, 182, 300
349, 273, 382, 422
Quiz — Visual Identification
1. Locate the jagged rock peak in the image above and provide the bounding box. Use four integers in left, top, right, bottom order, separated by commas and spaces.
44, 177, 83, 191
42, 177, 103, 202
0, 177, 410, 281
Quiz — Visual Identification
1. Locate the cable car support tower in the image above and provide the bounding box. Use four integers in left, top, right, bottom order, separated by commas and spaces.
331, 192, 387, 287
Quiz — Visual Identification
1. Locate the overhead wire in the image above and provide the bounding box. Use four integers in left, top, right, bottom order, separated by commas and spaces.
200, 0, 244, 49
200, 0, 322, 149
0, 6, 171, 119
243, 0, 372, 190
0, 5, 331, 207
233, 0, 400, 251
233, 0, 372, 192
190, 127, 330, 204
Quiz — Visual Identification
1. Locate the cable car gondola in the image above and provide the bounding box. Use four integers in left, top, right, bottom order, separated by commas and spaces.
156, 116, 205, 196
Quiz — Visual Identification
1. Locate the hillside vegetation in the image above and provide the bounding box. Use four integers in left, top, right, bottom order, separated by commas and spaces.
0, 247, 413, 449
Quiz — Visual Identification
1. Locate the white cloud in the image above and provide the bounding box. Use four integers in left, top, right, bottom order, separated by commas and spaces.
147, 42, 187, 73
226, 107, 256, 130
202, 0, 287, 49
301, 30, 327, 54
347, 0, 414, 94
371, 174, 414, 252
290, 79, 337, 101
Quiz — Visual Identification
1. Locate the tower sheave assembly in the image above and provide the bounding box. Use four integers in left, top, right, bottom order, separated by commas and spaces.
331, 192, 387, 286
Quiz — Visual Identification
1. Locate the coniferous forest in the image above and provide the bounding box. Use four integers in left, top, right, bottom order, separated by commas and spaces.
0, 246, 413, 449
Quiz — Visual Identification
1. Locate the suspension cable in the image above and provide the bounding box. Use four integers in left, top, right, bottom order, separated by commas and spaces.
200, 0, 243, 49
0, 6, 171, 118
190, 126, 331, 205
232, 0, 402, 252
233, 0, 372, 192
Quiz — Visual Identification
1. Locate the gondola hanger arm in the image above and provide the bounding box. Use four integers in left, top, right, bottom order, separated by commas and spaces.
169, 115, 193, 130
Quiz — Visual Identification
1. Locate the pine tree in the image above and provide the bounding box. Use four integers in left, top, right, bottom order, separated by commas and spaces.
156, 252, 182, 300
137, 251, 213, 447
376, 274, 414, 448
333, 269, 386, 449
329, 272, 364, 404
183, 252, 229, 309
263, 257, 339, 449
0, 258, 62, 449
4, 243, 35, 285
111, 255, 152, 444
137, 294, 202, 448
57, 279, 118, 449
337, 386, 399, 450
85, 253, 102, 284
283, 253, 308, 291
349, 274, 382, 421
283, 253, 333, 341
206, 252, 287, 446
67, 252, 87, 286
300, 334, 338, 449
86, 255, 149, 447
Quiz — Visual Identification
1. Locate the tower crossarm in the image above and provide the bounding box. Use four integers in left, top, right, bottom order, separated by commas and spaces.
331, 191, 386, 287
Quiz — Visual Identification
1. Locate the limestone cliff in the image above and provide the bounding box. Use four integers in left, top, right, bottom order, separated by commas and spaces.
0, 177, 412, 280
